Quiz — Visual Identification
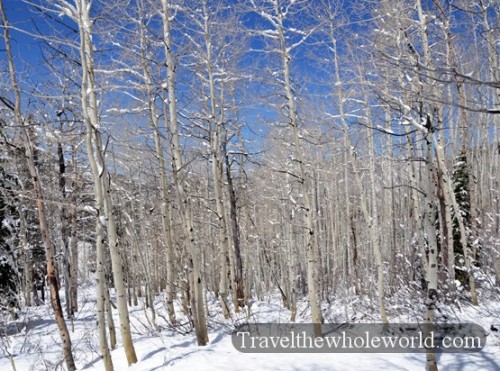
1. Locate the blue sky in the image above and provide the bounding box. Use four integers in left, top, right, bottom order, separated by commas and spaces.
3, 0, 486, 157
3, 0, 46, 65
0, 0, 381, 160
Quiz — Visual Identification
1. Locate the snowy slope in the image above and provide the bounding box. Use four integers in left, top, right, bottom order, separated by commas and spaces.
1, 284, 499, 370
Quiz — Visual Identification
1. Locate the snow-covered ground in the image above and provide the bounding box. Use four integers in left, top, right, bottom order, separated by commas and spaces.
1, 283, 499, 370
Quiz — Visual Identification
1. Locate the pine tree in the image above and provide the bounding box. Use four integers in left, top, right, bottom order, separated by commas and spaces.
451, 150, 476, 287
0, 120, 20, 318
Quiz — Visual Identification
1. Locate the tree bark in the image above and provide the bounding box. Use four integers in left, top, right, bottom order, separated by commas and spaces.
0, 2, 76, 369
225, 145, 245, 309
136, 8, 177, 324
161, 0, 209, 346
273, 0, 323, 336
423, 134, 439, 371
74, 0, 138, 363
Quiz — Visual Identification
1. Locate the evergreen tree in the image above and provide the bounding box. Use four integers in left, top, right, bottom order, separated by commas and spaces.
0, 195, 19, 318
0, 119, 20, 318
452, 150, 477, 286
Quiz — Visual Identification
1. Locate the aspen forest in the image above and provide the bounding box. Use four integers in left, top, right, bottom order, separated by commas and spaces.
0, 0, 499, 370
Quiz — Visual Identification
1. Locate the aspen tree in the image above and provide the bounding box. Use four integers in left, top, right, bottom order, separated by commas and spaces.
54, 0, 139, 364
250, 0, 323, 336
327, 19, 389, 322
135, 0, 176, 323
160, 0, 209, 345
0, 2, 76, 369
414, 0, 478, 304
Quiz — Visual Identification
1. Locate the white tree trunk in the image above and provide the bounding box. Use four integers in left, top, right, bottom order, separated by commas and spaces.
161, 0, 209, 345
96, 216, 114, 370
415, 0, 477, 304
330, 32, 388, 323
275, 5, 322, 336
423, 136, 439, 371
137, 15, 177, 323
74, 0, 138, 363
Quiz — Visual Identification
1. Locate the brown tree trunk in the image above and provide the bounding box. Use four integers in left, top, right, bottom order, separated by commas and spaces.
0, 2, 76, 369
